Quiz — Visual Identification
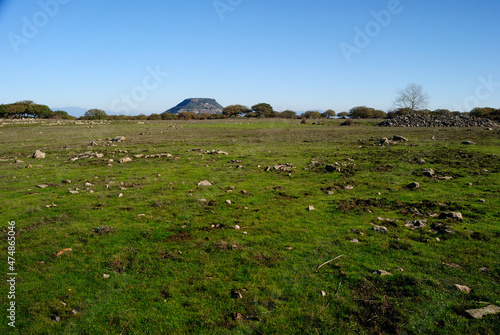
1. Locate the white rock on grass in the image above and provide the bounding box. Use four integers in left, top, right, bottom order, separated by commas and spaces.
372, 225, 388, 233
465, 305, 500, 319
119, 157, 132, 163
33, 150, 46, 159
198, 180, 212, 186
454, 284, 471, 294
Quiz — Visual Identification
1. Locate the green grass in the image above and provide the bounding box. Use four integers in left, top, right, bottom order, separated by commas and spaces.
1, 119, 499, 334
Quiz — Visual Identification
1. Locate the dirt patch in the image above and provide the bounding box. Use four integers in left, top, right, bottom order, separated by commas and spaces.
164, 232, 193, 243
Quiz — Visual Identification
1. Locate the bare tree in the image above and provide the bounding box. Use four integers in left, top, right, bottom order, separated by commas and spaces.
393, 83, 429, 113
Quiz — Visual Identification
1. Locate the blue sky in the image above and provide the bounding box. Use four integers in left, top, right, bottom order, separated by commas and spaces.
1, 0, 499, 116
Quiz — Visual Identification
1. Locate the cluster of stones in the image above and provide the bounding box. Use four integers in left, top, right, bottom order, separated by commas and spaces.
378, 115, 497, 127
70, 152, 104, 161
89, 136, 126, 146
190, 149, 229, 155
265, 163, 295, 172
372, 135, 409, 146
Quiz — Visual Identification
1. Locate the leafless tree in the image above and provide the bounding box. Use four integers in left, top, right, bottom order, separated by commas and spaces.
393, 83, 429, 113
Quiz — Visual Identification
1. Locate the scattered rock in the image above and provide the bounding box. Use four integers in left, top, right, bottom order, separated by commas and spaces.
119, 157, 132, 163
422, 169, 435, 177
438, 212, 463, 221
198, 180, 212, 186
465, 305, 500, 319
431, 223, 455, 235
406, 182, 420, 189
462, 140, 476, 145
405, 219, 428, 230
62, 179, 72, 184
307, 206, 315, 211
265, 163, 295, 172
372, 225, 388, 233
351, 229, 364, 235
233, 225, 241, 230
37, 184, 49, 189
320, 290, 327, 297
438, 176, 453, 180
70, 152, 104, 161
112, 136, 126, 142
454, 284, 471, 294
69, 190, 79, 194
33, 150, 46, 159
50, 315, 61, 322
325, 164, 336, 172
231, 290, 243, 299
392, 135, 408, 142
15, 159, 24, 163
373, 270, 392, 276
103, 273, 110, 278
226, 200, 232, 205
350, 238, 360, 243
344, 185, 354, 190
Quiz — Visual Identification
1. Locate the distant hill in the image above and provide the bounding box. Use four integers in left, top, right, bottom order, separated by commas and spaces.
164, 98, 223, 115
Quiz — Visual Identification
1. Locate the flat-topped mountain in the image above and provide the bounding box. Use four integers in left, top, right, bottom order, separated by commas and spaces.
164, 98, 223, 115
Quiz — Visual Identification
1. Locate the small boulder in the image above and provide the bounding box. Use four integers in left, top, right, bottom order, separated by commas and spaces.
112, 136, 126, 142
198, 180, 212, 186
392, 135, 408, 142
465, 305, 500, 319
33, 150, 46, 159
325, 164, 336, 172
422, 169, 435, 177
462, 140, 476, 145
454, 284, 471, 294
119, 157, 132, 163
405, 219, 428, 230
406, 182, 420, 189
373, 225, 388, 233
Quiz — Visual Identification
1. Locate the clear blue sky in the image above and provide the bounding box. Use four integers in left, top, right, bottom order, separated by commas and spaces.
1, 0, 499, 116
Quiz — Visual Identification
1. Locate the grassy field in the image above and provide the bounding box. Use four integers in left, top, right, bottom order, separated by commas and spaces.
1, 118, 499, 334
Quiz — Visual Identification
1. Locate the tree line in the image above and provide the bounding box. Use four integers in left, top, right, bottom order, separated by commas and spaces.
0, 101, 76, 120
2, 89, 499, 122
